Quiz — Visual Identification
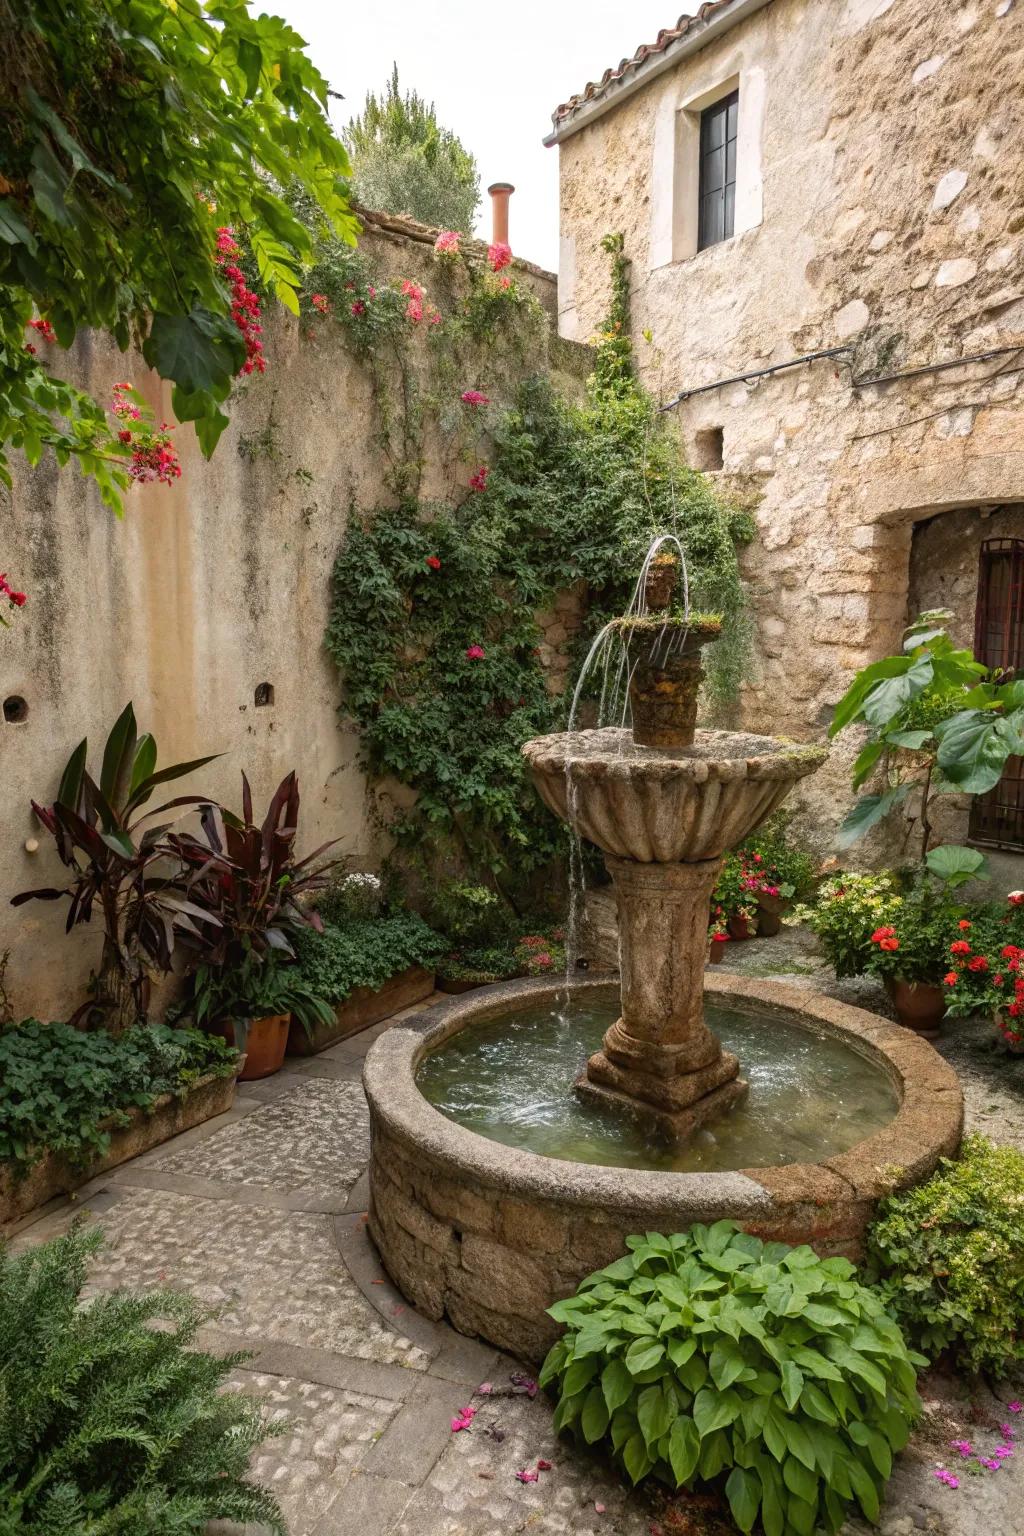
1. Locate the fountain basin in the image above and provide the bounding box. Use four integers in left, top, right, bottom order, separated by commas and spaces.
523, 728, 827, 862
365, 975, 963, 1361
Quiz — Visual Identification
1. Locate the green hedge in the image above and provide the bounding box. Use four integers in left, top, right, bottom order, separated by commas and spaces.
293, 912, 445, 1003
0, 1021, 238, 1175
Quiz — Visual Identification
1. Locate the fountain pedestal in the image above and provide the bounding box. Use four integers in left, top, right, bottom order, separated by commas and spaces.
577, 855, 747, 1138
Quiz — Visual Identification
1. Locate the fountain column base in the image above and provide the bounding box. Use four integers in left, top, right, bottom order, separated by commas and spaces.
575, 854, 748, 1142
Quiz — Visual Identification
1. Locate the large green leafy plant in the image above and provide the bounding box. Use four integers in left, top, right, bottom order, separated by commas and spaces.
293, 912, 445, 1004
831, 610, 1024, 854
0, 1020, 237, 1174
0, 1223, 284, 1533
868, 1135, 1024, 1379
0, 0, 357, 506
540, 1222, 922, 1536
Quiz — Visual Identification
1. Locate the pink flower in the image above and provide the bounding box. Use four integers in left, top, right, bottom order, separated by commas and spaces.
461, 390, 490, 406
950, 1440, 973, 1458
434, 230, 461, 255
451, 1405, 476, 1432
465, 645, 485, 661
351, 300, 366, 316
515, 1468, 539, 1484
0, 573, 27, 608
499, 274, 513, 290
537, 1459, 552, 1472
427, 306, 442, 325
594, 1503, 606, 1515
368, 285, 378, 299
488, 241, 512, 272
469, 465, 489, 492
476, 1382, 493, 1395
406, 297, 423, 322
1009, 1401, 1022, 1413
311, 293, 331, 315
401, 279, 423, 300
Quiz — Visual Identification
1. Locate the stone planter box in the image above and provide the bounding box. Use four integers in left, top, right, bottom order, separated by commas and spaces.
286, 965, 435, 1056
0, 1069, 239, 1229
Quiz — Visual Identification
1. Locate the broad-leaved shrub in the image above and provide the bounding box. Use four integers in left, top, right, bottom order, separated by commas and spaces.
541, 1222, 922, 1536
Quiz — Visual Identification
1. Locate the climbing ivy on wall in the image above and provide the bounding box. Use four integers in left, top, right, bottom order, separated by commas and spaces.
322, 233, 753, 900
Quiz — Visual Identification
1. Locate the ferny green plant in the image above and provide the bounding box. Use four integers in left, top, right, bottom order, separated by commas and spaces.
540, 1221, 922, 1536
0, 1223, 284, 1533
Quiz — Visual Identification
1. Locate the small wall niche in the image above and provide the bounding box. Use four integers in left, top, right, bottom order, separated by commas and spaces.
3, 696, 28, 724
254, 682, 275, 708
693, 427, 725, 472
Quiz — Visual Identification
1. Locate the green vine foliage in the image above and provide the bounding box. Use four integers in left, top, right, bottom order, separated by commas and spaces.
323, 234, 751, 899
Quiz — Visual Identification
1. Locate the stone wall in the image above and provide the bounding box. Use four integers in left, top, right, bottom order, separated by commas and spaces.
0, 219, 580, 1020
553, 0, 1024, 855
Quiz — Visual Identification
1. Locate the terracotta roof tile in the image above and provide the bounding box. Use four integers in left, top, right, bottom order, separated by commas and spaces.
550, 1, 737, 128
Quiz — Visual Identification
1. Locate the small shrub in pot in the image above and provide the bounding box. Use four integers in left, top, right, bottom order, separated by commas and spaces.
541, 1221, 922, 1536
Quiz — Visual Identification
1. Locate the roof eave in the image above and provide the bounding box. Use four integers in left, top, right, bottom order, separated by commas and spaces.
543, 0, 774, 147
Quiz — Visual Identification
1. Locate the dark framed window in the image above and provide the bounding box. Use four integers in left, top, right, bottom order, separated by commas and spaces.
970, 534, 1024, 850
698, 90, 739, 251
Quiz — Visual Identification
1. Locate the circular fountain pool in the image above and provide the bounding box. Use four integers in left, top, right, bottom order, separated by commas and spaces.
365, 975, 963, 1361
416, 994, 900, 1174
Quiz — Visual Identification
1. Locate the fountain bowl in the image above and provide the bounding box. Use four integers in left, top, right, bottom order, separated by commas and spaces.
523, 728, 827, 862
365, 974, 962, 1362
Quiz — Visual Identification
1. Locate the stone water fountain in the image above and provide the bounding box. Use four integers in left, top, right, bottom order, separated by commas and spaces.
523, 552, 823, 1140
363, 543, 964, 1361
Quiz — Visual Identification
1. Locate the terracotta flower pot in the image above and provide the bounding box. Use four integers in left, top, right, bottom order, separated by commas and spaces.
218, 1013, 290, 1079
727, 912, 757, 941
884, 978, 946, 1039
644, 557, 680, 612
755, 892, 788, 937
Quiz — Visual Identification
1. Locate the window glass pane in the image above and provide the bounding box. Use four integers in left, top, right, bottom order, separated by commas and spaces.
703, 144, 725, 193
727, 97, 739, 138
725, 137, 736, 185
702, 194, 724, 247
723, 182, 735, 239
705, 105, 726, 150
698, 90, 739, 251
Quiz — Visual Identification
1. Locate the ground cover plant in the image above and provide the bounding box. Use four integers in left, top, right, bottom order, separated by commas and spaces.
293, 911, 446, 1003
0, 1223, 283, 1533
868, 1134, 1024, 1380
0, 1021, 237, 1176
540, 1221, 922, 1536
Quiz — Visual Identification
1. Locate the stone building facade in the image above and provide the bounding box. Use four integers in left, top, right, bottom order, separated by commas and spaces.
548, 0, 1024, 855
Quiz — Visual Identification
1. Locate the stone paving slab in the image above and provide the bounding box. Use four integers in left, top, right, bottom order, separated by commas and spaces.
227, 1369, 400, 1534
148, 1078, 371, 1197
32, 1185, 430, 1371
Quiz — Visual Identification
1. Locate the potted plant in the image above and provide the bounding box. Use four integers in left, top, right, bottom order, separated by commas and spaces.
169, 770, 341, 1076
190, 950, 333, 1078
710, 856, 759, 940
796, 869, 902, 979
736, 818, 818, 936
708, 917, 729, 964
12, 702, 223, 1032
612, 613, 723, 749
942, 892, 1024, 1052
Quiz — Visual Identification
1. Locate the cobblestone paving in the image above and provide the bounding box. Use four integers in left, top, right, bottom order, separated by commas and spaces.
10, 973, 1024, 1536
150, 1077, 371, 1194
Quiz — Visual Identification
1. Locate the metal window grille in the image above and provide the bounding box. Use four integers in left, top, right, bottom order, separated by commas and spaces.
969, 534, 1024, 849
698, 90, 739, 251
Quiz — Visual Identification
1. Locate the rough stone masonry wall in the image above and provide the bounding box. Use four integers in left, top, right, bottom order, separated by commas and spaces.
556, 0, 1024, 854
0, 220, 581, 1021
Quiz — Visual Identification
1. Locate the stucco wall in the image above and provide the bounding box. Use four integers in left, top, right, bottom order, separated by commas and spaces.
0, 223, 571, 1020
554, 0, 1024, 852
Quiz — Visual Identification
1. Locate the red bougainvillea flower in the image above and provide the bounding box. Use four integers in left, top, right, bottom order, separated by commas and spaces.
958, 919, 972, 930
311, 293, 331, 315
0, 573, 27, 608
434, 230, 461, 256
488, 241, 512, 272
1009, 892, 1024, 906
515, 1468, 539, 1484
969, 955, 990, 971
950, 939, 972, 955
943, 971, 958, 986
469, 465, 489, 492
425, 555, 442, 570
465, 644, 485, 660
460, 390, 490, 406
994, 974, 1005, 986
28, 316, 56, 342
450, 1405, 476, 1432
214, 228, 265, 375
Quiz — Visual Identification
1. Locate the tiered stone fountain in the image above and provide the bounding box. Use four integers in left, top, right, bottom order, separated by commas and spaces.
363, 550, 964, 1361
524, 555, 823, 1140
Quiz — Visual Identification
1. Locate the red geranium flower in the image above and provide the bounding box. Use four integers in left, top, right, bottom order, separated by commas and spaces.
426, 556, 442, 570
968, 955, 989, 971
465, 644, 485, 660
950, 940, 972, 955
871, 926, 896, 942
958, 919, 972, 930
943, 971, 958, 986
878, 936, 899, 952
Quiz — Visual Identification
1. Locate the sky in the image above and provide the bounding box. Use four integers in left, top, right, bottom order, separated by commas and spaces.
272, 0, 679, 271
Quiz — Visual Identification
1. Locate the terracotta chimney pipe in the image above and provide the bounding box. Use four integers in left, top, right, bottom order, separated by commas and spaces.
487, 182, 515, 247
